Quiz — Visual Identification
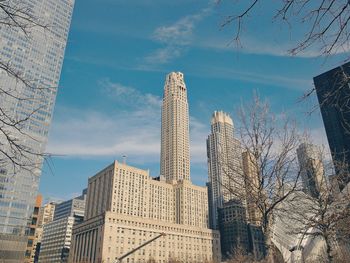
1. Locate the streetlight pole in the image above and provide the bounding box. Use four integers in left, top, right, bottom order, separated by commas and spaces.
114, 233, 166, 263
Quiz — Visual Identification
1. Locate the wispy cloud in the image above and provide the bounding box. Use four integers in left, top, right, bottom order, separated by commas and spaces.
100, 79, 162, 108
192, 65, 313, 91
47, 80, 209, 166
143, 6, 212, 65
198, 33, 350, 58
144, 46, 183, 64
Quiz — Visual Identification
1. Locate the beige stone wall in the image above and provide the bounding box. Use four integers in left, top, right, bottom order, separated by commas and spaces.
85, 164, 114, 220
69, 215, 104, 263
71, 161, 220, 263
85, 162, 208, 228
70, 212, 220, 263
175, 181, 208, 228
148, 179, 175, 223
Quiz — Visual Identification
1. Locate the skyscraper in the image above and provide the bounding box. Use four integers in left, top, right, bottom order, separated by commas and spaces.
161, 72, 190, 182
314, 62, 350, 191
0, 0, 75, 261
296, 143, 326, 198
69, 72, 221, 263
242, 151, 262, 226
207, 111, 244, 229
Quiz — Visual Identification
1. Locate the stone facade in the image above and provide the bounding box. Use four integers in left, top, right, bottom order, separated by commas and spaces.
70, 162, 220, 262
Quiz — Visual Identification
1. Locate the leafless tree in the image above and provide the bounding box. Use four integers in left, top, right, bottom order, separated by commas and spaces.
218, 95, 303, 261
219, 1, 350, 155
0, 0, 51, 174
226, 245, 267, 263
219, 0, 350, 59
275, 147, 350, 263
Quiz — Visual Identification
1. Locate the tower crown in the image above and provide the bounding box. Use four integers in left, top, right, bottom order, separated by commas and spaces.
164, 72, 187, 98
211, 111, 233, 126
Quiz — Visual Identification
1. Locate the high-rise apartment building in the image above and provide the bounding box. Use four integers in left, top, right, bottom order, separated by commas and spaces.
242, 151, 262, 226
24, 195, 42, 263
161, 72, 190, 182
38, 202, 57, 227
314, 62, 350, 191
0, 0, 75, 261
39, 192, 86, 263
207, 111, 244, 229
69, 72, 221, 263
297, 143, 326, 198
28, 201, 57, 263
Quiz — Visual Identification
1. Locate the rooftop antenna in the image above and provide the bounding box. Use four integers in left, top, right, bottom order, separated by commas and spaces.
122, 155, 127, 165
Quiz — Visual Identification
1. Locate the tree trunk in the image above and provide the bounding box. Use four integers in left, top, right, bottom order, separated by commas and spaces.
324, 235, 333, 263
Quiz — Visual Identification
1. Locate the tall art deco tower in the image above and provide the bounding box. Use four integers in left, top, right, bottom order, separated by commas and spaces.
69, 72, 221, 263
161, 72, 190, 182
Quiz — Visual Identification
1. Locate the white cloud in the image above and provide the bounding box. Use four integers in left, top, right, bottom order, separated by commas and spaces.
153, 11, 206, 46
100, 79, 162, 108
47, 81, 210, 166
144, 46, 183, 64
144, 6, 212, 65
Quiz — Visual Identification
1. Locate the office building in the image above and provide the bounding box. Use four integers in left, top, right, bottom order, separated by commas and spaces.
207, 111, 245, 229
0, 0, 75, 261
69, 72, 221, 263
314, 62, 350, 191
52, 189, 86, 221
297, 143, 326, 198
218, 200, 249, 260
24, 195, 42, 263
39, 191, 86, 263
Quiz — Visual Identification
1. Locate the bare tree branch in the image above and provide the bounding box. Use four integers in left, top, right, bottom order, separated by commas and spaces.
220, 0, 350, 58
0, 0, 53, 174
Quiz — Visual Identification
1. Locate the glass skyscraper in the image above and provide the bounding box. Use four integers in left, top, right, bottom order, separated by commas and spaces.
0, 0, 75, 261
314, 62, 350, 191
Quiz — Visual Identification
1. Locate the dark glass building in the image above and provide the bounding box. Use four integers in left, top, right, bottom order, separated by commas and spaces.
218, 200, 249, 260
314, 62, 350, 191
247, 224, 266, 260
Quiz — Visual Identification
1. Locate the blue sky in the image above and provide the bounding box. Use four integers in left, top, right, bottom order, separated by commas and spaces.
39, 0, 348, 202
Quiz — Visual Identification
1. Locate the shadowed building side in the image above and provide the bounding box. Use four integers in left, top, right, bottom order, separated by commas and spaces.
314, 62, 350, 191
